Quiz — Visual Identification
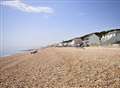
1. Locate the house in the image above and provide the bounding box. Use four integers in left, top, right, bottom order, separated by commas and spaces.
61, 40, 72, 47
72, 38, 83, 47
57, 42, 63, 47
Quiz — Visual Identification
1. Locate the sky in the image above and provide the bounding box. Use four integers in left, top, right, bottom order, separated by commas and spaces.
0, 0, 120, 56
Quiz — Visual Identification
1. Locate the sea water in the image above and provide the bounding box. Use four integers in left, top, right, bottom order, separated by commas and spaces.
0, 47, 41, 57
0, 49, 21, 57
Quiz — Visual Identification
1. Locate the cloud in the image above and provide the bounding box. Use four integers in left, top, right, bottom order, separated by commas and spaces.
0, 0, 54, 14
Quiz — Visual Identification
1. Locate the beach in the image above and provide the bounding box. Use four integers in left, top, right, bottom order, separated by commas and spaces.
0, 47, 120, 88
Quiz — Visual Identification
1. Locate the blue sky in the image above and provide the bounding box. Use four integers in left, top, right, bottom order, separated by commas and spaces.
0, 0, 120, 54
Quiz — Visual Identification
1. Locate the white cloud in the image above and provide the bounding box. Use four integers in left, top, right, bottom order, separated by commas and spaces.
0, 0, 54, 14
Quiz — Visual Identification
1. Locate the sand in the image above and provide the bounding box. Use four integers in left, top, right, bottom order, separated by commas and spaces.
0, 47, 120, 88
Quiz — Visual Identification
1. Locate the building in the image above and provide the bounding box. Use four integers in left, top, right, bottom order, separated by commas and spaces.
71, 38, 83, 47
57, 42, 63, 47
61, 40, 72, 47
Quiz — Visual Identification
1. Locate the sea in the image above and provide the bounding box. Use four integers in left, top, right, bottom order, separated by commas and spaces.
0, 48, 34, 57
0, 46, 46, 57
0, 47, 43, 57
0, 49, 25, 57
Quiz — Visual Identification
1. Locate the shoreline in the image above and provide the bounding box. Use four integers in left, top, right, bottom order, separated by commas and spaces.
0, 46, 119, 58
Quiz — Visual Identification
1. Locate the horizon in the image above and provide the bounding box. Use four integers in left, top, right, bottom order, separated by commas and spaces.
0, 0, 120, 56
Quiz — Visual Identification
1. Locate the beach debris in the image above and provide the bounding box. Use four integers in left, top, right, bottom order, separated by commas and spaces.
30, 50, 38, 54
